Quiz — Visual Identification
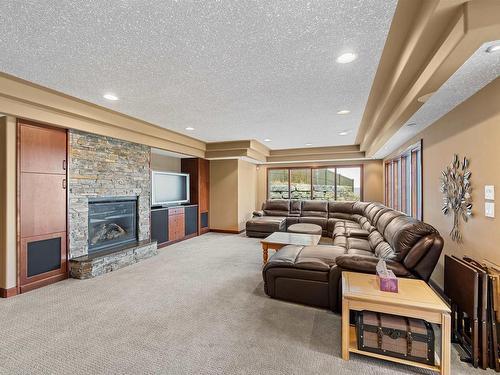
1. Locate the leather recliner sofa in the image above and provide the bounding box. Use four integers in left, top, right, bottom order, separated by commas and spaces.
254, 200, 443, 312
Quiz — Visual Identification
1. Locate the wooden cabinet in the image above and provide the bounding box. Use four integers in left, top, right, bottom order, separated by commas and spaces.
168, 208, 185, 242
151, 205, 198, 248
18, 121, 68, 293
181, 158, 209, 234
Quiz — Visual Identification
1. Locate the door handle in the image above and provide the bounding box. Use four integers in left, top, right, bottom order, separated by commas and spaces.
62, 179, 67, 189
63, 160, 67, 171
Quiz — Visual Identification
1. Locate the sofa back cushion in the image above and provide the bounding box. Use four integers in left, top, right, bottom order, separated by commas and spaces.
376, 210, 405, 234
328, 201, 355, 220
353, 201, 370, 215
263, 199, 290, 216
383, 216, 438, 261
301, 200, 328, 218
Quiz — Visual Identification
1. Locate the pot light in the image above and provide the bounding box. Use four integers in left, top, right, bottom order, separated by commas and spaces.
185, 127, 195, 131
338, 130, 350, 136
417, 92, 434, 103
337, 110, 350, 115
486, 44, 500, 53
264, 138, 272, 142
336, 52, 357, 64
305, 143, 313, 146
103, 93, 119, 101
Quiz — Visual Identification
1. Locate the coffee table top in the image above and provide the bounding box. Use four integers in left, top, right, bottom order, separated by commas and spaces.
261, 231, 321, 246
342, 272, 450, 313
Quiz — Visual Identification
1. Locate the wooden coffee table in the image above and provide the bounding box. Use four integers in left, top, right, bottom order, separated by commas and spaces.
260, 231, 321, 264
341, 272, 451, 374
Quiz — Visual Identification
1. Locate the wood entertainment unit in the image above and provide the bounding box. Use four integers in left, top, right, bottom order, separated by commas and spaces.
181, 158, 209, 234
151, 205, 198, 248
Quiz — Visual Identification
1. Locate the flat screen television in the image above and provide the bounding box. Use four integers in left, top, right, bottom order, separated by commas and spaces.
151, 171, 190, 206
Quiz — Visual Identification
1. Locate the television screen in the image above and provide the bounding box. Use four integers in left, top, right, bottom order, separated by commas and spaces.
152, 171, 189, 205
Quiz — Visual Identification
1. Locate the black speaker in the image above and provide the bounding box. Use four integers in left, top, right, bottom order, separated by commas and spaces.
27, 238, 61, 277
200, 212, 209, 228
185, 206, 198, 236
151, 208, 168, 244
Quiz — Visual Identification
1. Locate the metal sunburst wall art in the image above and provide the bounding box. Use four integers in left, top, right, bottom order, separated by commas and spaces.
440, 154, 473, 243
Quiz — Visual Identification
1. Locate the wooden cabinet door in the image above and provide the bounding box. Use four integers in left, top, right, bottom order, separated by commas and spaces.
168, 212, 185, 242
20, 173, 67, 238
19, 123, 67, 175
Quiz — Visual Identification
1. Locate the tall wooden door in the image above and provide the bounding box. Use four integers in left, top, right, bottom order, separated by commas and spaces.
18, 121, 68, 293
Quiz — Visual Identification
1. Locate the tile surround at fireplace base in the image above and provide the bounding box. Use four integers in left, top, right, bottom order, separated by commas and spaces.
69, 240, 158, 279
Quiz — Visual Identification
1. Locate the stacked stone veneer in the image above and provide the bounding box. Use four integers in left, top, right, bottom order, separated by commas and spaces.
68, 130, 151, 259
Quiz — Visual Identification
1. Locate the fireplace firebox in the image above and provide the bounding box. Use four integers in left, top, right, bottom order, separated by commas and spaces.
88, 196, 138, 253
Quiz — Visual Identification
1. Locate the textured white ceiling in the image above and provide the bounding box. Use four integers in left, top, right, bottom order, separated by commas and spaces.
0, 0, 397, 149
373, 40, 500, 159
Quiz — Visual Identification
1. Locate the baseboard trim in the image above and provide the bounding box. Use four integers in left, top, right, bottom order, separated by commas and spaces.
210, 229, 245, 234
0, 286, 18, 298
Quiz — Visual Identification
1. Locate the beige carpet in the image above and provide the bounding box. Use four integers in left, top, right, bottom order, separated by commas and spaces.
0, 233, 479, 374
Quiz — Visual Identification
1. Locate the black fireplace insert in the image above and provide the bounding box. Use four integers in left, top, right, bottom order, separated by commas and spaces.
88, 196, 138, 253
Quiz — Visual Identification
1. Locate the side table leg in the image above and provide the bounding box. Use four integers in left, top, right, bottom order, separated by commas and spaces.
441, 313, 451, 375
342, 298, 350, 360
262, 244, 268, 264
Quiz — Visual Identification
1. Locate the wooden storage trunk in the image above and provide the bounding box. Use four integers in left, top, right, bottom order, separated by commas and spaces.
356, 311, 435, 365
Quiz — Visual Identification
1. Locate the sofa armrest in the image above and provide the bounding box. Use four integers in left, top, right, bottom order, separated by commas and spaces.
252, 210, 264, 217
335, 255, 412, 277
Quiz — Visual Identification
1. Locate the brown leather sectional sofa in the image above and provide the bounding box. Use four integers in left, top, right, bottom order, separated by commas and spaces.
249, 200, 443, 312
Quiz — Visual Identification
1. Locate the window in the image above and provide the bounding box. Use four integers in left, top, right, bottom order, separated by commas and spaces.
268, 169, 289, 199
385, 141, 422, 220
336, 167, 362, 201
267, 165, 363, 201
290, 169, 311, 200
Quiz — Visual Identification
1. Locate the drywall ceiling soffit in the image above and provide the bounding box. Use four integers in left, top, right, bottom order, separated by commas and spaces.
0, 0, 397, 149
0, 73, 206, 157
357, 0, 500, 157
373, 40, 500, 159
151, 148, 192, 159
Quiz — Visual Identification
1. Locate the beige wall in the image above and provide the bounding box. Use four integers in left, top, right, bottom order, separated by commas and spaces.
384, 77, 500, 288
209, 159, 239, 231
0, 116, 17, 290
256, 160, 384, 209
237, 160, 258, 231
151, 153, 181, 173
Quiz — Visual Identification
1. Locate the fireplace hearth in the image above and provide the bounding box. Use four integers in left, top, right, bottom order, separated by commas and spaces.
88, 197, 138, 253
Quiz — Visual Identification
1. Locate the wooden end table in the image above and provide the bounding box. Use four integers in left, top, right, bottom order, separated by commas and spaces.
260, 232, 321, 264
341, 272, 451, 374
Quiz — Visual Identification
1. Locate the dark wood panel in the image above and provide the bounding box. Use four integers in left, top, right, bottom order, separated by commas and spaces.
181, 158, 199, 204
19, 232, 67, 288
19, 123, 67, 175
20, 173, 67, 238
199, 158, 209, 213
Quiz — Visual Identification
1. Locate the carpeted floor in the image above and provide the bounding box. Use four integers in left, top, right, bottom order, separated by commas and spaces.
0, 233, 480, 374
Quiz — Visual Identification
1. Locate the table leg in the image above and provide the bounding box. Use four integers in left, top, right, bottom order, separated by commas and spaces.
262, 244, 268, 264
342, 298, 350, 360
441, 312, 451, 375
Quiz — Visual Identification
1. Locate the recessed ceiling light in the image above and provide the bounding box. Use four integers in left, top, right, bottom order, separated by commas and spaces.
305, 143, 313, 146
486, 44, 500, 53
264, 138, 271, 142
406, 122, 417, 127
337, 110, 351, 115
336, 52, 357, 64
103, 93, 119, 101
185, 127, 195, 131
338, 130, 350, 136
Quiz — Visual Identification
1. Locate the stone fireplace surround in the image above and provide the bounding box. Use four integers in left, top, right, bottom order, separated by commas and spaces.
67, 130, 157, 278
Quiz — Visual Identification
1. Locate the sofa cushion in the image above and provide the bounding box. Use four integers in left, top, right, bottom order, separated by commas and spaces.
263, 199, 290, 216
383, 216, 438, 261
346, 238, 372, 253
353, 201, 370, 215
290, 200, 302, 216
376, 210, 405, 234
246, 216, 287, 233
295, 245, 346, 271
301, 200, 328, 218
328, 201, 354, 214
